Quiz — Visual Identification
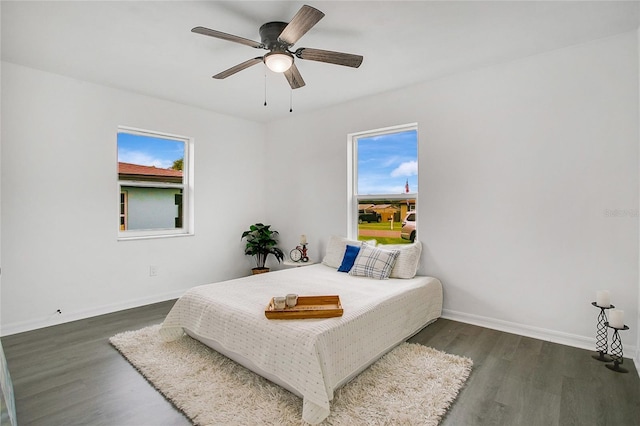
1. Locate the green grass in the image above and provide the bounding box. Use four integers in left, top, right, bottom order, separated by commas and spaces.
357, 221, 409, 245
361, 237, 408, 245
358, 222, 402, 231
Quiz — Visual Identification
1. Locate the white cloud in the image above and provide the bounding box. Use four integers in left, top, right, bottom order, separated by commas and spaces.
119, 150, 172, 169
390, 161, 417, 177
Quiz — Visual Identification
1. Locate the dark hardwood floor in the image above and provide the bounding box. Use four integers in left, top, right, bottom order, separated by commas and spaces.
2, 301, 639, 425
409, 319, 639, 426
2, 301, 189, 426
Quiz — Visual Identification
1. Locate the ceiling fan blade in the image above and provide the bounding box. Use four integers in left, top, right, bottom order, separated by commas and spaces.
192, 26, 263, 49
278, 5, 325, 46
213, 57, 263, 79
283, 63, 306, 89
295, 48, 363, 68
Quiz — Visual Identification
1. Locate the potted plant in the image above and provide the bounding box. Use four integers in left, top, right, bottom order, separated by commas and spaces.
241, 223, 285, 274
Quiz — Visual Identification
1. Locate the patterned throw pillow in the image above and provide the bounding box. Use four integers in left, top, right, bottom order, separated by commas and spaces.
348, 244, 400, 280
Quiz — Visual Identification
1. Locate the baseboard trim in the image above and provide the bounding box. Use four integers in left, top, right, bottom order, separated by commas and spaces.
442, 309, 639, 361
0, 289, 187, 336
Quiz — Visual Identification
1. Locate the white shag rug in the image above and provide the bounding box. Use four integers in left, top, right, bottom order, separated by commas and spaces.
110, 325, 472, 426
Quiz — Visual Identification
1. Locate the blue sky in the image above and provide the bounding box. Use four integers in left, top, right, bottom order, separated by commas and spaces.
117, 132, 184, 169
358, 130, 418, 195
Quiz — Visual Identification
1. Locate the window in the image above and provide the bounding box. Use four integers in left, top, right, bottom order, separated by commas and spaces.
117, 126, 193, 239
348, 123, 418, 244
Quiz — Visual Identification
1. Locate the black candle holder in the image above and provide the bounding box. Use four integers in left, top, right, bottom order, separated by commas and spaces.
605, 322, 629, 373
591, 302, 614, 362
300, 243, 309, 262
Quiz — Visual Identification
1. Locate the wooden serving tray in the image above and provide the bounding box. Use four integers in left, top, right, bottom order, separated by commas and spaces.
265, 295, 343, 319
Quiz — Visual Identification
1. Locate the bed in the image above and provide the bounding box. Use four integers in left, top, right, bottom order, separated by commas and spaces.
159, 239, 442, 424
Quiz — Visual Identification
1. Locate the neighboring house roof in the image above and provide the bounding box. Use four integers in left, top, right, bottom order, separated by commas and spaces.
358, 201, 414, 211
373, 204, 399, 212
358, 204, 375, 211
118, 162, 182, 183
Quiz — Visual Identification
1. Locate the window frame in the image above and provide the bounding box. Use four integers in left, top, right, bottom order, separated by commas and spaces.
117, 126, 194, 240
347, 123, 418, 240
120, 191, 128, 231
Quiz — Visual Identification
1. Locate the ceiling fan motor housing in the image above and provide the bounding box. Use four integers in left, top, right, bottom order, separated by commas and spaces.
259, 22, 291, 50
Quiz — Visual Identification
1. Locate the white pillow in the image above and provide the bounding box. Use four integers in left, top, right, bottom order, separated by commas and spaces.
348, 244, 400, 280
322, 236, 377, 269
378, 241, 422, 279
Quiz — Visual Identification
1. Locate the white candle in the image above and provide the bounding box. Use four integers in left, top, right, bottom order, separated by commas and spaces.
300, 234, 307, 245
596, 290, 610, 308
609, 309, 624, 329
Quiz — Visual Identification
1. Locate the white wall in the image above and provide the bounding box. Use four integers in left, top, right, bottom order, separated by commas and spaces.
1, 62, 267, 334
637, 26, 640, 370
265, 32, 640, 353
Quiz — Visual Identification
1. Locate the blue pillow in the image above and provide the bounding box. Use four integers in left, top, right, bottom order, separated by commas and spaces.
338, 245, 361, 272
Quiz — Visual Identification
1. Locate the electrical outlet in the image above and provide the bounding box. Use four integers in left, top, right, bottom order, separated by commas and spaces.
149, 265, 158, 277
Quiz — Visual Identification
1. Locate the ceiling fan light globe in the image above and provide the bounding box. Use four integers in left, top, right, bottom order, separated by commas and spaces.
264, 52, 293, 73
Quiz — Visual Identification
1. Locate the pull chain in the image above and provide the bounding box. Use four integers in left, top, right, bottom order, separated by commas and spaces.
289, 88, 293, 113
263, 66, 267, 107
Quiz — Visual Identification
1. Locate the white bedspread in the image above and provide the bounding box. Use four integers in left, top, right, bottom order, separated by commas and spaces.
159, 264, 442, 424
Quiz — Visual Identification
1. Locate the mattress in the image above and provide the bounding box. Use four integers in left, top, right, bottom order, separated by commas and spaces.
159, 264, 442, 424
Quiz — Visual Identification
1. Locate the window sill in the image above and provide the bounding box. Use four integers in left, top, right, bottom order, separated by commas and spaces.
117, 232, 194, 242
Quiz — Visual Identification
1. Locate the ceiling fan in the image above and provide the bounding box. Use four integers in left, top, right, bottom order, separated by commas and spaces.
192, 4, 363, 89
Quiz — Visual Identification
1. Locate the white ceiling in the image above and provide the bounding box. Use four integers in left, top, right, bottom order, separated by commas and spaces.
2, 1, 639, 123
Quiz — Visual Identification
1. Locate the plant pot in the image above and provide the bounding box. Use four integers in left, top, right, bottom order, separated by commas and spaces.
252, 267, 270, 275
